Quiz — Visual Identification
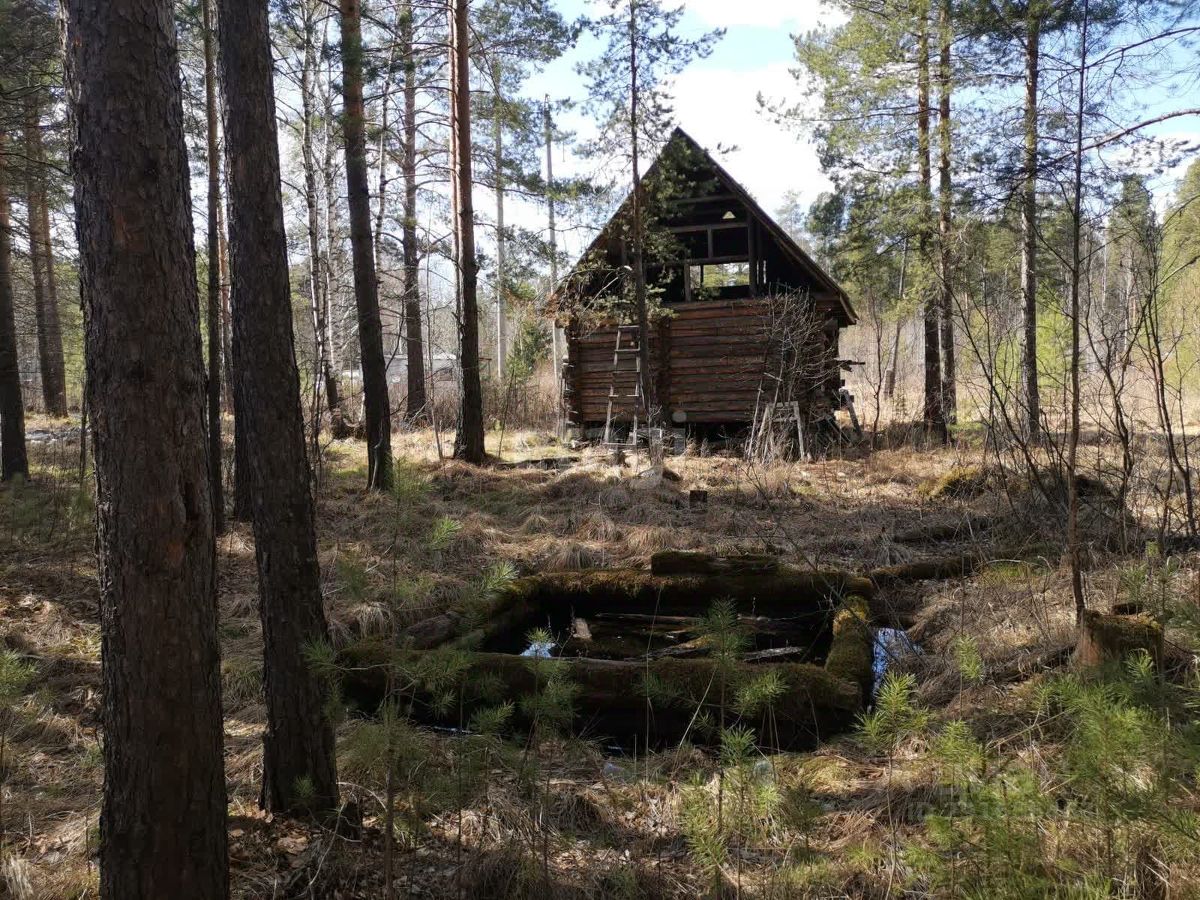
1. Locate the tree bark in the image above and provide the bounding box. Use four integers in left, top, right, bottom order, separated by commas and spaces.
320, 49, 343, 386
299, 0, 346, 436
493, 62, 508, 380
202, 0, 225, 534
372, 20, 397, 276
450, 0, 485, 464
936, 0, 956, 427
23, 92, 68, 418
23, 105, 51, 410
0, 133, 28, 482
340, 0, 394, 488
883, 237, 908, 401
629, 2, 656, 420
216, 160, 234, 411
545, 99, 563, 432
401, 0, 427, 421
222, 118, 253, 522
62, 1, 228, 894
1021, 8, 1042, 439
218, 0, 340, 816
1067, 0, 1090, 623
917, 1, 944, 441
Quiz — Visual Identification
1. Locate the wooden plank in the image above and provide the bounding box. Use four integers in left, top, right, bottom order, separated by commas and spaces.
667, 325, 765, 339
669, 221, 747, 234
566, 317, 585, 425
657, 317, 672, 415
668, 361, 763, 375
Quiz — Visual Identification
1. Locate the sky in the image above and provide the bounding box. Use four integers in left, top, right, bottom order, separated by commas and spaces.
512, 0, 849, 257
505, 0, 1200, 258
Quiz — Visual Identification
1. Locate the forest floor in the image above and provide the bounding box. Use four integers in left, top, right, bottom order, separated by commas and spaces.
4, 419, 1199, 898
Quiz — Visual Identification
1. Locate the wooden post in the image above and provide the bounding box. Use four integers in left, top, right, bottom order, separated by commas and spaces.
748, 220, 758, 298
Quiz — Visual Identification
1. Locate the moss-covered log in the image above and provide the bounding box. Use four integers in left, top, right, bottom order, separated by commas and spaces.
650, 550, 780, 577
892, 515, 994, 545
918, 465, 994, 500
400, 612, 461, 649
869, 554, 989, 586
869, 546, 1060, 588
339, 643, 862, 750
823, 595, 875, 704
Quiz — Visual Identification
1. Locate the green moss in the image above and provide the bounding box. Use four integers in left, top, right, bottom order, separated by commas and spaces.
338, 644, 861, 749
649, 550, 780, 576
980, 559, 1044, 586
822, 595, 874, 704
488, 567, 873, 617
918, 465, 993, 501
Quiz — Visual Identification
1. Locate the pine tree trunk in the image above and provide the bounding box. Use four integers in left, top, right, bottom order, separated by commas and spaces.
299, 0, 346, 436
494, 65, 507, 381
339, 0, 394, 488
628, 5, 657, 420
23, 103, 51, 410
320, 69, 343, 386
221, 116, 253, 521
883, 237, 908, 401
318, 74, 345, 425
217, 0, 340, 816
936, 0, 956, 427
373, 24, 397, 276
0, 133, 28, 482
216, 164, 234, 411
916, 1, 944, 441
202, 0, 224, 534
1067, 0, 1090, 623
450, 0, 485, 464
24, 92, 68, 417
401, 0, 427, 421
545, 99, 563, 432
1021, 10, 1042, 439
62, 2, 228, 894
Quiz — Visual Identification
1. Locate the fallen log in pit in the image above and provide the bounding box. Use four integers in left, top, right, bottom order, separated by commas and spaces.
650, 550, 781, 577
892, 515, 994, 545
338, 644, 863, 751
467, 567, 872, 655
868, 546, 1054, 587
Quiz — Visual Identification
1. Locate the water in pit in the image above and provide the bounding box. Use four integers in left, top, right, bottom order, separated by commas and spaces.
498, 603, 834, 666
872, 627, 921, 693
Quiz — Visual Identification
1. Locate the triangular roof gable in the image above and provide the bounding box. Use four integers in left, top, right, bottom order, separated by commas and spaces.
559, 127, 857, 325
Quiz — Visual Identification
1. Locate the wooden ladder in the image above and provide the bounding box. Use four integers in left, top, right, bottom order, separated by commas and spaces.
749, 400, 806, 462
603, 324, 647, 452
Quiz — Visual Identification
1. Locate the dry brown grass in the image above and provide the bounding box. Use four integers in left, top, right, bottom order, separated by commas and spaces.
5, 425, 1198, 897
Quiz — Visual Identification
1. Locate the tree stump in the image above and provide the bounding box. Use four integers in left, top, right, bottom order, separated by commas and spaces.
1074, 609, 1163, 669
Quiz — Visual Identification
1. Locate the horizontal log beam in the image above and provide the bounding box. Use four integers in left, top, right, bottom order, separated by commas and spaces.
339, 647, 862, 750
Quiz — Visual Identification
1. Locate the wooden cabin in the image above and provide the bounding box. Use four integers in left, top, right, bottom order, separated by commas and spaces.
556, 129, 857, 435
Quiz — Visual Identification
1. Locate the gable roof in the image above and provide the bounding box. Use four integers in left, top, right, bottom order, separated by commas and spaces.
558, 127, 857, 325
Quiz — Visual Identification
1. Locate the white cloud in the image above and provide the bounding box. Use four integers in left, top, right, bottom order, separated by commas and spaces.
667, 62, 830, 218
682, 0, 838, 31
510, 5, 844, 257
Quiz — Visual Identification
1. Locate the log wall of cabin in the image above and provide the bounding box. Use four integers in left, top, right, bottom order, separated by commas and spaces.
566, 296, 845, 427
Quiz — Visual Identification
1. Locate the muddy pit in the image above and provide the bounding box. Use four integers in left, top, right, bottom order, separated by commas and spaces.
483, 604, 835, 665
342, 555, 882, 751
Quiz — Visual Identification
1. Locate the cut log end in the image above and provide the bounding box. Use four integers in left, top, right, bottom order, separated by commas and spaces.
1074, 609, 1163, 670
